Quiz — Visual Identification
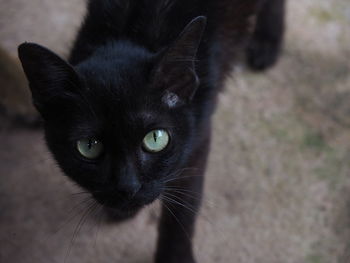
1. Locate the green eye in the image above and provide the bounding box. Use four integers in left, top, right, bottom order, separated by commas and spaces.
143, 129, 170, 153
77, 138, 104, 159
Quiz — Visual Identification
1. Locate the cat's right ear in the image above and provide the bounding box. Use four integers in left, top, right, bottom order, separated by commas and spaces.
153, 16, 207, 107
18, 43, 80, 117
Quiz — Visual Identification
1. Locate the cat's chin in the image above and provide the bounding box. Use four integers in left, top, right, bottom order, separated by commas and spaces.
102, 205, 142, 222
96, 193, 158, 222
93, 196, 145, 221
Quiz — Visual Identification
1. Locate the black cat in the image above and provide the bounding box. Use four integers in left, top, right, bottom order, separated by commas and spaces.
18, 0, 285, 262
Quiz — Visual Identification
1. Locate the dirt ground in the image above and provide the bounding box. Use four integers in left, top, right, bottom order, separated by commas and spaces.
1, 0, 350, 263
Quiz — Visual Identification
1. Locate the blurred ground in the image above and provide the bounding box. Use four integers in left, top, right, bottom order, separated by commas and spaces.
1, 0, 350, 263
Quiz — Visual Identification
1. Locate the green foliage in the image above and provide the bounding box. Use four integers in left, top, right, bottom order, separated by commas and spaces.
306, 254, 323, 263
301, 131, 328, 151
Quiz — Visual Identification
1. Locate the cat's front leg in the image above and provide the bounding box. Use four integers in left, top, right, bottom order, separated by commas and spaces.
155, 135, 210, 263
246, 0, 286, 70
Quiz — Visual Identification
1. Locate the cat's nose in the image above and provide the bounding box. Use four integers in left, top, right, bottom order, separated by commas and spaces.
117, 174, 141, 199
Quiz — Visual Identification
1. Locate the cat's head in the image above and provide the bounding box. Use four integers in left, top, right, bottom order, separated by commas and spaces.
18, 17, 206, 216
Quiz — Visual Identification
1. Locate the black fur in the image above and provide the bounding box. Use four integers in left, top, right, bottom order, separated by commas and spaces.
18, 1, 285, 262
246, 0, 286, 70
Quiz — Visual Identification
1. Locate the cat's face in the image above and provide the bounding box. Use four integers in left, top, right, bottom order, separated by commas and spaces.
18, 17, 206, 216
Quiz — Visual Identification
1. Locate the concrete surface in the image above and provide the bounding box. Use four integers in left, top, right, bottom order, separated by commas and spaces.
1, 0, 350, 262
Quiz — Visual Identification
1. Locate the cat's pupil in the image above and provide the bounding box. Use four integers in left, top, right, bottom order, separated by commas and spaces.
153, 132, 157, 142
88, 140, 92, 149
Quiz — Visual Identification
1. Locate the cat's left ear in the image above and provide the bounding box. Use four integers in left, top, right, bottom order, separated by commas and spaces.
153, 16, 207, 107
18, 42, 80, 116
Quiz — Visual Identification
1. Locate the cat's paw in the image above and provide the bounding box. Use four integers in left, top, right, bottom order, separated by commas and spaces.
246, 37, 281, 71
155, 251, 196, 263
156, 257, 196, 263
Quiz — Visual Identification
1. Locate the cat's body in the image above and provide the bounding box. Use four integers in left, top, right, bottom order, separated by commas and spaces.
18, 0, 285, 262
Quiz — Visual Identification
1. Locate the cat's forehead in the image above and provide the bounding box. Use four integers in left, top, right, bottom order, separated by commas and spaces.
76, 57, 154, 106
76, 41, 154, 82
73, 42, 175, 129
120, 106, 170, 128
77, 61, 149, 93
71, 108, 166, 138
75, 85, 169, 131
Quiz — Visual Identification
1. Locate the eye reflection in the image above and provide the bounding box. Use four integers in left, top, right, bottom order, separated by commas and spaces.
77, 138, 104, 159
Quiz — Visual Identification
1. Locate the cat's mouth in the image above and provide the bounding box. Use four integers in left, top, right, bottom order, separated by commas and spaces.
92, 193, 145, 221
102, 203, 142, 221
92, 181, 162, 219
